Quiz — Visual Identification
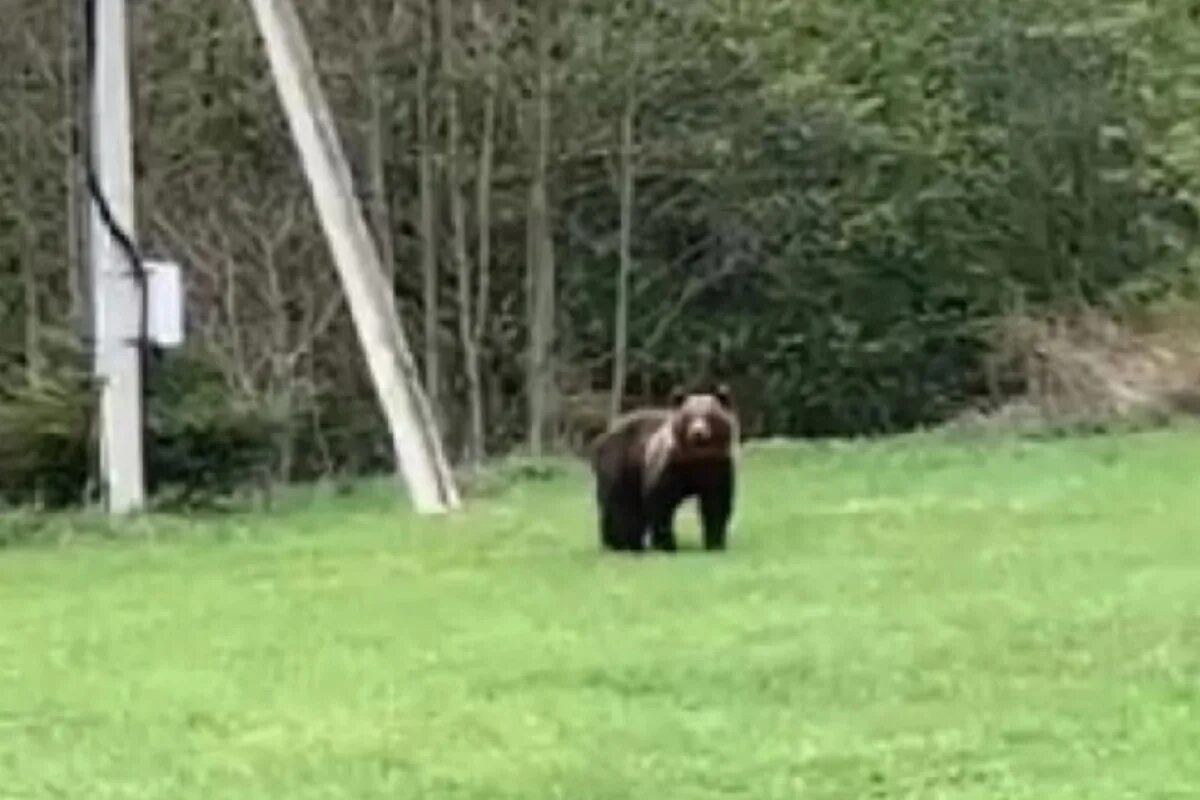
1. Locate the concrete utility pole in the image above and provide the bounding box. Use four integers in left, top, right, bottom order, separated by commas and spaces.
247, 0, 461, 513
89, 0, 145, 513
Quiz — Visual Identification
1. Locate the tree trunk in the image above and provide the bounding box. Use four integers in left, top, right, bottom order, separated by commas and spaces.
471, 0, 497, 464
63, 0, 85, 331
609, 91, 636, 421
262, 236, 294, 480
417, 0, 441, 413
16, 73, 41, 384
20, 201, 42, 386
363, 1, 396, 298
475, 73, 495, 346
526, 0, 556, 456
440, 0, 484, 466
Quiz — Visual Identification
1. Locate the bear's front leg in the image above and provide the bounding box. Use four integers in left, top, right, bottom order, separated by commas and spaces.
613, 502, 648, 552
645, 485, 682, 552
699, 462, 734, 551
597, 481, 646, 552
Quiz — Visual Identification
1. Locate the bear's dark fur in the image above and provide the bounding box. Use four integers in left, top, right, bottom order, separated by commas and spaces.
587, 385, 739, 552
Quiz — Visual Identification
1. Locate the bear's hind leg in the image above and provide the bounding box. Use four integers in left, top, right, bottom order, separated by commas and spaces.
649, 515, 677, 552
599, 504, 621, 550
613, 503, 647, 552
596, 481, 623, 550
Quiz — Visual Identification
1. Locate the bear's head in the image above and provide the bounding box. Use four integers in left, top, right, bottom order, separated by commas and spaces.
668, 384, 738, 457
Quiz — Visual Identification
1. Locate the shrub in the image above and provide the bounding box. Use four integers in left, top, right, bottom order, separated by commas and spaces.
145, 351, 284, 508
0, 333, 284, 510
0, 365, 96, 509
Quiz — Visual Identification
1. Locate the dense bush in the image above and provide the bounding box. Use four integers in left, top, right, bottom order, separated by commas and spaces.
144, 351, 284, 507
0, 337, 282, 509
0, 364, 95, 508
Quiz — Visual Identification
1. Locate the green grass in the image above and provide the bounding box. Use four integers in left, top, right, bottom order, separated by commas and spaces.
3, 428, 1200, 798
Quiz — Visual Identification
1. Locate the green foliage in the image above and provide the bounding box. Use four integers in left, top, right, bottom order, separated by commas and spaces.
0, 345, 95, 509
7, 0, 1200, 482
3, 432, 1200, 794
562, 0, 1199, 438
145, 351, 284, 508
0, 336, 283, 510
455, 455, 574, 499
0, 509, 131, 550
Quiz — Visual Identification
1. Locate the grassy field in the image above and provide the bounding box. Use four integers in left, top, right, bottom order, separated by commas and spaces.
2, 429, 1200, 798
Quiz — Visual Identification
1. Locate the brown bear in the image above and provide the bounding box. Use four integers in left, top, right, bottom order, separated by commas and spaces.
587, 385, 739, 553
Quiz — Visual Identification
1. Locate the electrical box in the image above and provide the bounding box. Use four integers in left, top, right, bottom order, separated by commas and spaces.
145, 259, 185, 347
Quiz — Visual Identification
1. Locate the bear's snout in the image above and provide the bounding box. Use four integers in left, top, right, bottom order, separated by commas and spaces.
685, 418, 712, 444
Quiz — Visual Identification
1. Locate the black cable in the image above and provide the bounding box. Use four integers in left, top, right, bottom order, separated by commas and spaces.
81, 0, 149, 496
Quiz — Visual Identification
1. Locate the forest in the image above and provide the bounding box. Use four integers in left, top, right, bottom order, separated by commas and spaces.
3, 0, 1200, 506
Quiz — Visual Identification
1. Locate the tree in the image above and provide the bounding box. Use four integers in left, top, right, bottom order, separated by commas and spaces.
416, 0, 442, 419
525, 0, 558, 456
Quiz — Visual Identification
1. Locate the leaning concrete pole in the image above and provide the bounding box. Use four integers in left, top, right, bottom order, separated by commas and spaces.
247, 0, 460, 513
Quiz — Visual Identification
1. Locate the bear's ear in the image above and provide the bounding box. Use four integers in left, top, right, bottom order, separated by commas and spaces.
669, 386, 686, 407
714, 383, 734, 408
